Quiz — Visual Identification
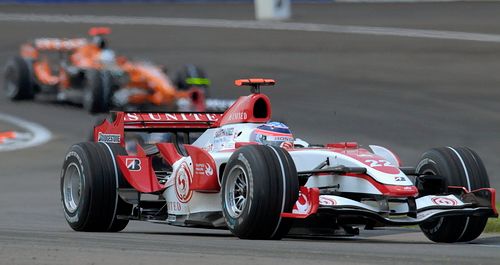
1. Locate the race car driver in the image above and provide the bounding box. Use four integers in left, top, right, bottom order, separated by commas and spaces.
253, 121, 295, 149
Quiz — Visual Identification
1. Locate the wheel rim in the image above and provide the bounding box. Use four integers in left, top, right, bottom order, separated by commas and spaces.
224, 165, 249, 218
63, 163, 83, 213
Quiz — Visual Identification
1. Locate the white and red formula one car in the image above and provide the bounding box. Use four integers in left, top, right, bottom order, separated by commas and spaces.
60, 78, 497, 243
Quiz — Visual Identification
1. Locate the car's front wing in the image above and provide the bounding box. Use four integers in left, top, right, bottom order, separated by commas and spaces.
282, 186, 497, 226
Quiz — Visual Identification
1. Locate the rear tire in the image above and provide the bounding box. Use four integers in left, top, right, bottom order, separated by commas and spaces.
175, 64, 210, 96
416, 147, 490, 243
83, 70, 111, 114
221, 145, 299, 239
60, 142, 132, 232
3, 56, 35, 100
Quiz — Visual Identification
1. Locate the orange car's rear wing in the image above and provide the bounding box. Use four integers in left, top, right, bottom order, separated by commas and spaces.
93, 111, 223, 146
32, 38, 88, 51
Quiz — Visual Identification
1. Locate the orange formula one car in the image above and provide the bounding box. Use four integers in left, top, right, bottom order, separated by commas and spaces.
4, 27, 225, 113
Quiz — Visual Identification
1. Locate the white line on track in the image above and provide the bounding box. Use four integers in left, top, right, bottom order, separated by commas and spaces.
1, 12, 500, 43
470, 244, 500, 248
0, 112, 52, 152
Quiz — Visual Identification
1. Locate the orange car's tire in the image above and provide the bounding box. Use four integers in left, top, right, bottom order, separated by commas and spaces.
221, 145, 299, 239
416, 147, 490, 243
3, 56, 35, 100
60, 142, 132, 232
83, 70, 111, 114
175, 64, 210, 96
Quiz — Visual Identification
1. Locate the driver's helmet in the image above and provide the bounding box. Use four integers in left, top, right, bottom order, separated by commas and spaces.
254, 122, 294, 148
92, 36, 107, 49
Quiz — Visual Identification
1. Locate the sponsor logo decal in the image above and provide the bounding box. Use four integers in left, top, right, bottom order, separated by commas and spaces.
214, 128, 234, 138
394, 176, 406, 182
227, 112, 247, 121
354, 156, 400, 174
204, 163, 213, 176
212, 128, 238, 151
274, 136, 294, 142
167, 201, 182, 212
98, 132, 120, 143
431, 197, 458, 206
175, 163, 193, 203
125, 158, 141, 171
194, 163, 214, 176
125, 113, 221, 122
364, 159, 392, 167
319, 197, 337, 206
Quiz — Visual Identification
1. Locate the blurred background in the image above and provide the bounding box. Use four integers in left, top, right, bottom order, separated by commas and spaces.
1, 0, 499, 185
0, 0, 499, 263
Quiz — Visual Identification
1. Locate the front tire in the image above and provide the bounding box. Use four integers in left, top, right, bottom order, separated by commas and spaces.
3, 56, 35, 100
416, 147, 490, 243
221, 145, 299, 239
60, 142, 132, 232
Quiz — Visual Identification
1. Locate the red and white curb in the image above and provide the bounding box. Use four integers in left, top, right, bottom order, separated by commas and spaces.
0, 113, 52, 152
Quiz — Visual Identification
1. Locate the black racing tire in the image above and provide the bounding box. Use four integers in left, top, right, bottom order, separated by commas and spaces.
3, 56, 35, 100
83, 70, 112, 114
221, 145, 299, 239
175, 64, 210, 96
416, 147, 490, 243
60, 142, 132, 232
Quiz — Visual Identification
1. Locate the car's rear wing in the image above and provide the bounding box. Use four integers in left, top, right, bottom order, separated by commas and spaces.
121, 112, 223, 130
33, 38, 88, 51
20, 38, 89, 60
93, 111, 223, 145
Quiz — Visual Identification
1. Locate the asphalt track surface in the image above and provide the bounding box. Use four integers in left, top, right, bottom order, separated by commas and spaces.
1, 2, 500, 264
